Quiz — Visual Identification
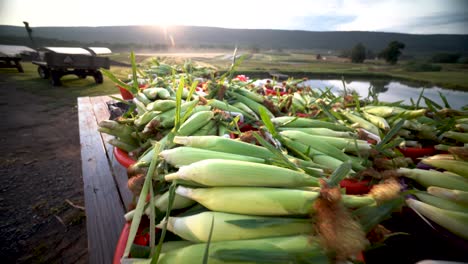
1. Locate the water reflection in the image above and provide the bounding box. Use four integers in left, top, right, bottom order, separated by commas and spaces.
299, 79, 467, 110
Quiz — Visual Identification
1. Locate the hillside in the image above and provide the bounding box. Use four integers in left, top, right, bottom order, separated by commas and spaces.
1, 25, 467, 55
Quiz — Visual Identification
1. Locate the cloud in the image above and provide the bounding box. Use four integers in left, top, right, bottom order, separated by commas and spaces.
1, 0, 466, 34
332, 0, 468, 34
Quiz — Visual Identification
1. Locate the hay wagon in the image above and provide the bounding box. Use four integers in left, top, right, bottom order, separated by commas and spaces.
32, 47, 111, 86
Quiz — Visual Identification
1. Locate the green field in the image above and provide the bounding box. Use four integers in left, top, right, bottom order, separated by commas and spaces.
0, 62, 132, 103
1, 51, 467, 103
190, 52, 468, 91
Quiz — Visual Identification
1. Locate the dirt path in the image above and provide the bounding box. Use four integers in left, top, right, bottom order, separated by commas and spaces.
0, 77, 87, 263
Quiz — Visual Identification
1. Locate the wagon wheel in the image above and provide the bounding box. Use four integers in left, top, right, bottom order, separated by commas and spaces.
93, 71, 103, 84
50, 71, 62, 86
37, 66, 50, 79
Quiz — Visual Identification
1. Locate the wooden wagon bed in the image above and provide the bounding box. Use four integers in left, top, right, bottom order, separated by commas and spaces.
78, 95, 133, 264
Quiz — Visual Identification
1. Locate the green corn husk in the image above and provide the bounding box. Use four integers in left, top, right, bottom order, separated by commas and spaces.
456, 118, 468, 124
456, 123, 468, 132
280, 130, 370, 152
160, 211, 313, 242
173, 136, 275, 160
176, 186, 373, 216
428, 186, 468, 205
208, 99, 255, 120
98, 120, 135, 138
361, 111, 390, 130
340, 110, 380, 136
160, 147, 265, 168
108, 138, 138, 153
177, 111, 214, 136
135, 92, 151, 105
231, 91, 274, 119
400, 109, 427, 119
160, 105, 211, 128
421, 157, 468, 179
146, 100, 176, 112
271, 116, 351, 131
143, 87, 171, 100
280, 131, 364, 171
414, 192, 468, 213
156, 235, 328, 264
232, 102, 259, 120
124, 190, 196, 221
133, 97, 148, 114
406, 198, 468, 240
448, 146, 468, 161
165, 159, 319, 187
278, 127, 354, 138
442, 131, 468, 144
282, 137, 351, 172
134, 111, 160, 127
362, 106, 405, 117
236, 87, 266, 103
397, 168, 468, 191
190, 120, 217, 136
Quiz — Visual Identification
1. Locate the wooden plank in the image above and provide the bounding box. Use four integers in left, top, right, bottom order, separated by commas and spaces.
90, 95, 134, 209
78, 97, 125, 264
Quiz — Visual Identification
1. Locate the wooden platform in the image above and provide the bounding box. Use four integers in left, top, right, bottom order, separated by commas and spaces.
78, 95, 133, 264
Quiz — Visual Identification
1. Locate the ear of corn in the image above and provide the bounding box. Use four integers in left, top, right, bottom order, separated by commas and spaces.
230, 91, 275, 119
282, 137, 348, 171
174, 136, 275, 160
340, 110, 380, 136
143, 88, 170, 100
176, 186, 373, 216
397, 168, 468, 191
146, 100, 176, 112
134, 111, 160, 127
421, 157, 468, 179
160, 211, 313, 242
190, 120, 217, 136
176, 186, 318, 215
176, 111, 214, 136
235, 87, 266, 103
361, 111, 390, 130
232, 102, 259, 120
133, 97, 148, 113
281, 130, 370, 152
153, 190, 196, 212
160, 147, 265, 168
135, 92, 151, 105
165, 159, 319, 187
156, 235, 327, 264
271, 116, 351, 131
362, 106, 404, 117
442, 131, 468, 143
406, 198, 468, 240
161, 105, 211, 128
414, 192, 468, 213
279, 127, 354, 138
208, 99, 255, 120
108, 138, 138, 153
280, 130, 364, 171
427, 186, 468, 205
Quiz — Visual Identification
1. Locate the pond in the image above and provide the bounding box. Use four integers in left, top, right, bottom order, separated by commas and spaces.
255, 78, 467, 110
300, 79, 468, 110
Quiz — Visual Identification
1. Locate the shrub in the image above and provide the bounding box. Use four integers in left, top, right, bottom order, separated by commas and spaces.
404, 61, 442, 72
351, 43, 366, 63
431, 53, 461, 63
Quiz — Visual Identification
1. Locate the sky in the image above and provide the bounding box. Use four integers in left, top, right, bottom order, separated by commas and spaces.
0, 0, 467, 34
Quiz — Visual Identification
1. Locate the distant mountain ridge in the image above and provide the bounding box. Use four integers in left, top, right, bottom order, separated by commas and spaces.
1, 25, 467, 55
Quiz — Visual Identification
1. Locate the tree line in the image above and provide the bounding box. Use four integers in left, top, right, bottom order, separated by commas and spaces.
349, 41, 464, 64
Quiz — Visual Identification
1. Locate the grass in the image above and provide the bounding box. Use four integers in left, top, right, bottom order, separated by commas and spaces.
0, 62, 132, 105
